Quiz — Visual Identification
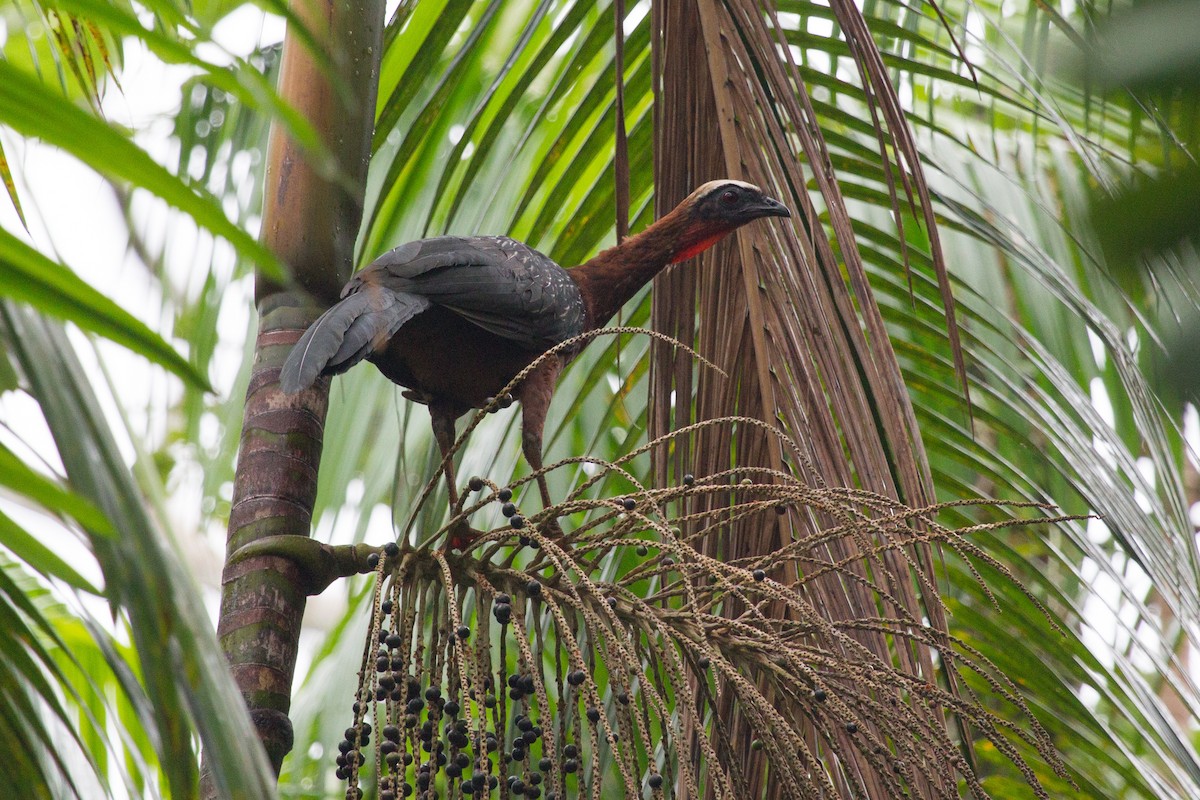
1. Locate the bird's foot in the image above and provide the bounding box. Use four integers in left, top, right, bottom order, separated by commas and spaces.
537, 516, 565, 541
446, 519, 484, 551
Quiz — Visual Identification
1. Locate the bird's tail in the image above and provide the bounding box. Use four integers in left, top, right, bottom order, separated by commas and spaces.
278, 289, 430, 394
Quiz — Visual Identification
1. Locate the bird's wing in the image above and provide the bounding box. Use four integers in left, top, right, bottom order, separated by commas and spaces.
351, 236, 586, 350
279, 288, 430, 393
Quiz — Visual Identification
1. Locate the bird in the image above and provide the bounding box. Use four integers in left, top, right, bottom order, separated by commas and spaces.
279, 180, 790, 546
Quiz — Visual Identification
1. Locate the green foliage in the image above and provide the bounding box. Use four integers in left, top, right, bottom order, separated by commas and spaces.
0, 0, 1197, 797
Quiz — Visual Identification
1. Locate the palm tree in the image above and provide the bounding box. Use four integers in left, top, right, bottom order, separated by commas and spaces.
0, 0, 1196, 798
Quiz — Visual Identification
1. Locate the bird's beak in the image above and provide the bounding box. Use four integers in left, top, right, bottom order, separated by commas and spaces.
755, 195, 791, 218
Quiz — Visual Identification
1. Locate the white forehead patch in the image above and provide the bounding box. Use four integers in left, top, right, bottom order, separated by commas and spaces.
690, 179, 760, 200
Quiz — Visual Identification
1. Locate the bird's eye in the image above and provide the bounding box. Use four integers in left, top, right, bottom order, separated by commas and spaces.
720, 190, 738, 206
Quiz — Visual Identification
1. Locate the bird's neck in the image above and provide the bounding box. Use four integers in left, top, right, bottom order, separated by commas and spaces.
571, 206, 730, 329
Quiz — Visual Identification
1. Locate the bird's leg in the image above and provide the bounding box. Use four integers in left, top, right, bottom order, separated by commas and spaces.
430, 405, 475, 549
518, 357, 564, 539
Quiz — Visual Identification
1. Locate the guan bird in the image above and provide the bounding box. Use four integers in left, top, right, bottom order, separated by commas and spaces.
279, 180, 790, 545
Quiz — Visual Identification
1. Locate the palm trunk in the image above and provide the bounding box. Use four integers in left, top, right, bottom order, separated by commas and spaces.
204, 0, 383, 791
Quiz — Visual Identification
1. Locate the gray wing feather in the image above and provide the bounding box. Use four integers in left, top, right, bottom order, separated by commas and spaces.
279, 289, 430, 393
351, 236, 586, 349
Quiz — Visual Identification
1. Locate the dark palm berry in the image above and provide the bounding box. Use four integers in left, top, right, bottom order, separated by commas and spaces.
496, 593, 511, 605
489, 777, 499, 790
567, 670, 585, 687
375, 687, 388, 701
510, 687, 524, 701
437, 750, 448, 767
471, 772, 487, 791
636, 544, 648, 556
336, 753, 347, 767
352, 701, 362, 713
380, 672, 397, 689
511, 746, 525, 761
487, 738, 498, 753
519, 535, 533, 547
774, 504, 787, 515
526, 580, 542, 597
517, 717, 533, 732
404, 714, 418, 728
417, 774, 430, 789
381, 599, 394, 614
446, 764, 461, 779
617, 691, 629, 705
335, 767, 347, 780
338, 739, 352, 753
386, 752, 401, 769
376, 656, 390, 671
648, 774, 664, 790
425, 686, 441, 701
586, 707, 600, 723
498, 488, 513, 502
401, 784, 412, 797
494, 604, 512, 624
507, 674, 522, 689
387, 634, 403, 649
404, 752, 414, 765
752, 569, 766, 581
507, 776, 519, 789
662, 557, 675, 567
484, 694, 497, 708
563, 758, 578, 774
384, 724, 401, 742
539, 758, 552, 772
384, 541, 401, 557
846, 721, 858, 733
443, 700, 460, 716
381, 740, 399, 756
622, 497, 636, 511
502, 502, 518, 517
406, 698, 424, 714
697, 656, 711, 669
520, 675, 536, 693
607, 597, 618, 609
454, 752, 470, 769
367, 553, 380, 568
510, 515, 526, 529
455, 719, 469, 733
545, 794, 556, 800
450, 733, 469, 748
813, 688, 827, 702
469, 476, 485, 492
682, 473, 694, 486
378, 630, 390, 643
457, 625, 471, 639
750, 739, 763, 752
511, 780, 526, 794
532, 725, 543, 737
523, 730, 538, 745
563, 744, 578, 759
525, 788, 540, 799
381, 791, 396, 800
529, 773, 542, 786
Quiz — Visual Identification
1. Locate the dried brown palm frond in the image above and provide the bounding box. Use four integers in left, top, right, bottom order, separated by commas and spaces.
334, 412, 1076, 800
650, 0, 964, 794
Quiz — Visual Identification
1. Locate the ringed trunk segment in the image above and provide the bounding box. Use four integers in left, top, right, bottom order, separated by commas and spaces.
209, 0, 383, 790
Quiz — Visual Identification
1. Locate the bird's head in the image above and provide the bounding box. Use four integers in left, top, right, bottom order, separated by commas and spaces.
668, 180, 791, 263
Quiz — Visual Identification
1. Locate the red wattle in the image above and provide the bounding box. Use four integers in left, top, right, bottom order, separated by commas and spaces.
671, 233, 726, 263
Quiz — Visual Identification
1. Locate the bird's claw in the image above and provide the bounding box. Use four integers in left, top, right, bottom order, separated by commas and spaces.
538, 516, 565, 541
447, 519, 484, 551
